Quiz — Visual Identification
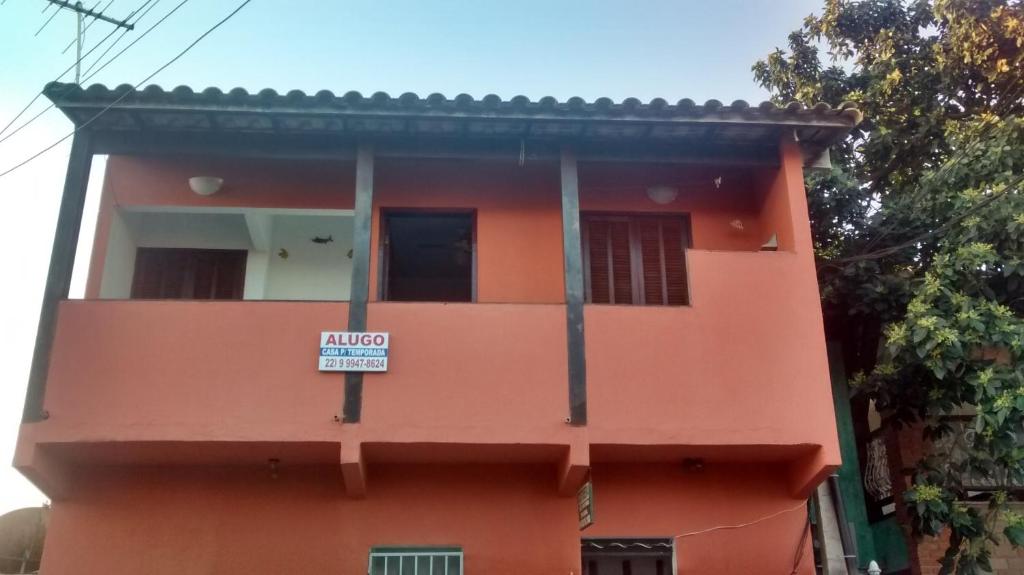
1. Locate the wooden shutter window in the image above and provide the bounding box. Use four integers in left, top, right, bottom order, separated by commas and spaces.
608, 221, 633, 304
131, 248, 246, 300
586, 220, 611, 304
661, 219, 688, 305
583, 215, 689, 306
637, 219, 666, 305
585, 220, 634, 304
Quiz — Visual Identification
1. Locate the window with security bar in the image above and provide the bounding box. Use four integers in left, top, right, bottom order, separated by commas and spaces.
368, 547, 463, 575
582, 214, 691, 306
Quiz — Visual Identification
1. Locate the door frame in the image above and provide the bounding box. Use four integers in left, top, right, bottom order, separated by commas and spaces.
376, 208, 478, 303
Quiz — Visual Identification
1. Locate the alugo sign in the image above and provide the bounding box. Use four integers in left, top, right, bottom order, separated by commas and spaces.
319, 332, 389, 372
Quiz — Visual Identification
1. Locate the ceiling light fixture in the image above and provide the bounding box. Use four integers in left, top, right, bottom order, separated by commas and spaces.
189, 176, 224, 196
646, 184, 679, 205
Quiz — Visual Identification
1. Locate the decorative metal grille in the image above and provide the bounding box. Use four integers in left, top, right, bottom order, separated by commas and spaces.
368, 548, 463, 575
864, 435, 893, 502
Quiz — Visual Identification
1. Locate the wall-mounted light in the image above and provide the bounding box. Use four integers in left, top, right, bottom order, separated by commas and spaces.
646, 184, 679, 205
682, 458, 705, 472
189, 176, 224, 196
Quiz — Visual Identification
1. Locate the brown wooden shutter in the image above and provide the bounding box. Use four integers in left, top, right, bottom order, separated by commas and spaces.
637, 219, 666, 305
608, 221, 633, 304
661, 218, 689, 305
584, 215, 688, 306
585, 219, 633, 304
586, 220, 612, 304
131, 248, 246, 300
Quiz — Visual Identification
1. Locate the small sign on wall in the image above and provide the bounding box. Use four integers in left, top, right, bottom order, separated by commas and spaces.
319, 332, 389, 372
578, 479, 594, 531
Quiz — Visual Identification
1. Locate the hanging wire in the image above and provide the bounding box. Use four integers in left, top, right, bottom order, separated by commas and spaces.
80, 0, 159, 78
0, 0, 254, 179
60, 0, 113, 54
82, 0, 183, 83
0, 0, 159, 144
35, 3, 65, 36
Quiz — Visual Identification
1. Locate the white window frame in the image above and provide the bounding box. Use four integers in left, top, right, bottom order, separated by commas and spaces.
368, 547, 463, 575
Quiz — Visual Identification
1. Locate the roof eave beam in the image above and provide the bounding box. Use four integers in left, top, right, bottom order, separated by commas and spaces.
88, 130, 781, 166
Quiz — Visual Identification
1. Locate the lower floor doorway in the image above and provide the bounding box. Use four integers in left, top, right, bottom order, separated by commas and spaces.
582, 538, 675, 575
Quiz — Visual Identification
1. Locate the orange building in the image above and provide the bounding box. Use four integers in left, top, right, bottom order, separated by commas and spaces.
14, 82, 860, 574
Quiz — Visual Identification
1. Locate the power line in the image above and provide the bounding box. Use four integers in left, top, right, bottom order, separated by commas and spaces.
81, 0, 186, 83
43, 0, 136, 82
0, 20, 124, 140
44, 0, 134, 30
0, 0, 158, 144
825, 172, 1024, 267
0, 0, 254, 180
61, 0, 114, 54
35, 4, 64, 35
80, 0, 159, 77
0, 0, 152, 136
840, 77, 1024, 256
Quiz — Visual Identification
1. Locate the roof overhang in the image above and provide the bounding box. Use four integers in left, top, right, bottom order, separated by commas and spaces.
44, 83, 862, 166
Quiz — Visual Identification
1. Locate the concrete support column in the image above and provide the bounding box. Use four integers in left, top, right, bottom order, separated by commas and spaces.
343, 143, 374, 423
23, 130, 94, 422
560, 146, 587, 425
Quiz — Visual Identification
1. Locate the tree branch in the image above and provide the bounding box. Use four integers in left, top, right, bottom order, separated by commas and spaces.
819, 173, 1024, 268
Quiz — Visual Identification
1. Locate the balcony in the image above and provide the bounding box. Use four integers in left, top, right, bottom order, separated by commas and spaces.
17, 247, 836, 497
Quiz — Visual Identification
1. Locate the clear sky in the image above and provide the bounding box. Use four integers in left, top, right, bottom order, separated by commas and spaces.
0, 0, 820, 515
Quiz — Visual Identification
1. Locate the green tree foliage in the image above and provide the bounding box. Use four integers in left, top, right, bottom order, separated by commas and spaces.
754, 1, 1023, 572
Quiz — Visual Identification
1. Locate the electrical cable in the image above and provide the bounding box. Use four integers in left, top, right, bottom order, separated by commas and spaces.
0, 0, 152, 140
81, 0, 185, 83
78, 0, 157, 78
673, 499, 807, 539
789, 515, 812, 575
60, 0, 113, 54
35, 3, 64, 36
0, 0, 168, 145
826, 171, 1024, 266
854, 77, 1024, 253
0, 0, 253, 179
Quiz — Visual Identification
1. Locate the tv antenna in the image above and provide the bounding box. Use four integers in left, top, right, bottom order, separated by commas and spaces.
39, 0, 135, 84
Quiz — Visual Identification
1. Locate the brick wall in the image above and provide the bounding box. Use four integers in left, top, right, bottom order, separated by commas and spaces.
886, 425, 1024, 575
913, 507, 1024, 575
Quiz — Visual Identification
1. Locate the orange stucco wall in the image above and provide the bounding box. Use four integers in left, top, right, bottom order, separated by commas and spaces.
86, 156, 784, 302
36, 462, 812, 575
19, 139, 837, 575
29, 249, 837, 468
84, 156, 357, 298
585, 249, 839, 463
578, 163, 779, 251
101, 155, 357, 209
367, 159, 565, 303
27, 140, 838, 473
587, 463, 813, 574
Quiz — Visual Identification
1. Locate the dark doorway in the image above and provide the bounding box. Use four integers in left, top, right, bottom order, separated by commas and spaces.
582, 538, 674, 575
131, 248, 247, 300
381, 211, 474, 302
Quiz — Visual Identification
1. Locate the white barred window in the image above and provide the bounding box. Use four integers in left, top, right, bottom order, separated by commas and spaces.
368, 547, 463, 575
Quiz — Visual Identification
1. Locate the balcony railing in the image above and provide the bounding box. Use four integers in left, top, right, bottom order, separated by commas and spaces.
25, 249, 836, 471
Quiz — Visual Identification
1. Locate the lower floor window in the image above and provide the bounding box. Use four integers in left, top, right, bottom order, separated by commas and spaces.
369, 547, 463, 575
582, 538, 674, 575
